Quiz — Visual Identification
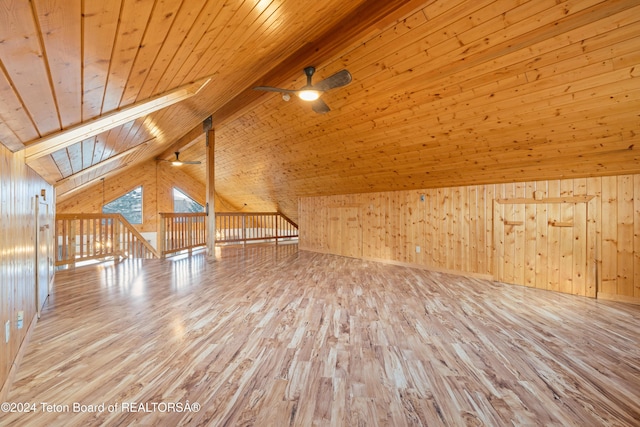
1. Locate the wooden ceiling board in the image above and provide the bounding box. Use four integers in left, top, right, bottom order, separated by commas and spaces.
101, 0, 156, 113
118, 0, 184, 106
1, 0, 639, 223
81, 0, 122, 121
0, 0, 59, 137
146, 0, 233, 96
0, 69, 30, 150
33, 0, 82, 129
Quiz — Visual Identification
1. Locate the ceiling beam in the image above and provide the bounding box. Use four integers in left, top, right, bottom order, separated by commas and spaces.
24, 77, 211, 163
209, 0, 426, 127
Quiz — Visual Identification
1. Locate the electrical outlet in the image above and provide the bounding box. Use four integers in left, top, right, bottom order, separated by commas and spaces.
17, 311, 24, 329
415, 245, 421, 253
420, 194, 425, 202
5, 321, 9, 343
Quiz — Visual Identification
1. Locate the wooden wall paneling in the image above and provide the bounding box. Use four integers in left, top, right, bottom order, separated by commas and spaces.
501, 183, 516, 285
57, 159, 206, 234
328, 206, 340, 256
635, 175, 640, 298
617, 175, 634, 296
485, 184, 495, 275
461, 185, 471, 272
454, 186, 464, 272
436, 188, 448, 271
391, 192, 401, 261
535, 194, 549, 291
585, 177, 600, 298
448, 187, 458, 271
573, 179, 588, 296
546, 180, 561, 292
381, 193, 390, 260
493, 199, 505, 284
345, 206, 363, 259
513, 199, 525, 286
468, 186, 479, 273
600, 176, 618, 295
406, 191, 418, 264
524, 197, 537, 288
0, 144, 54, 401
573, 203, 588, 297
362, 194, 373, 257
298, 173, 638, 302
559, 180, 575, 295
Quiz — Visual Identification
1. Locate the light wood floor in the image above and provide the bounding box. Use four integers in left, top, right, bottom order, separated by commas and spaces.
4, 245, 640, 426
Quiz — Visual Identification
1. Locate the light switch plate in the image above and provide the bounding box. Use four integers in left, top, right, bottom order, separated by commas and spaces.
17, 311, 24, 329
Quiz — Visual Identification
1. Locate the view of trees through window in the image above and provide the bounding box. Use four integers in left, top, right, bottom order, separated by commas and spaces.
102, 186, 143, 224
173, 188, 204, 213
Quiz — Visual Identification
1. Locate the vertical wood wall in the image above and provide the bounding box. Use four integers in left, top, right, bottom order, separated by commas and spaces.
299, 175, 640, 303
0, 144, 55, 399
56, 160, 207, 233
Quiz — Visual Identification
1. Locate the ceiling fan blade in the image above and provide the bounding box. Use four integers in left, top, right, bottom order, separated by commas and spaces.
167, 152, 201, 165
311, 98, 330, 114
313, 69, 352, 92
253, 86, 296, 94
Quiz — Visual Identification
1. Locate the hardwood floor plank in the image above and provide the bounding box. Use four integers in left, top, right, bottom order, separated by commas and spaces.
3, 244, 640, 426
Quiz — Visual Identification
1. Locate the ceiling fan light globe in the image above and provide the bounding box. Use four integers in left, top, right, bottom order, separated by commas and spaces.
172, 161, 182, 166
298, 90, 320, 101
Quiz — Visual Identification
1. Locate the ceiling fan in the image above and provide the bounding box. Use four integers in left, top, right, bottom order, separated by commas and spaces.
164, 152, 201, 166
254, 66, 352, 113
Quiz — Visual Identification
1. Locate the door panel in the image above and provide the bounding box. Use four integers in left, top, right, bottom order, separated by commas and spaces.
495, 200, 591, 296
36, 198, 51, 316
328, 207, 362, 258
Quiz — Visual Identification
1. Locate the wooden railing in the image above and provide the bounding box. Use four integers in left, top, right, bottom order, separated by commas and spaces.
216, 212, 298, 244
158, 212, 298, 257
56, 213, 160, 267
158, 212, 207, 257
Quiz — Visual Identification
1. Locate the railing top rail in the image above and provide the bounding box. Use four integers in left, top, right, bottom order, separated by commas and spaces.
214, 212, 280, 216
112, 213, 160, 258
57, 213, 122, 220
55, 212, 160, 259
277, 211, 298, 229
159, 212, 206, 218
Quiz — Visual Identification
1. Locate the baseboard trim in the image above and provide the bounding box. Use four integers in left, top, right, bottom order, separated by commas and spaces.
0, 312, 38, 403
297, 248, 494, 281
597, 292, 640, 306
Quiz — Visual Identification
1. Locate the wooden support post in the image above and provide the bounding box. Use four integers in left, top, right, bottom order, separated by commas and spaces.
157, 214, 165, 259
69, 220, 76, 269
205, 117, 216, 259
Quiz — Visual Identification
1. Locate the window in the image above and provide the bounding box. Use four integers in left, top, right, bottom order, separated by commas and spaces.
103, 186, 143, 224
173, 188, 204, 213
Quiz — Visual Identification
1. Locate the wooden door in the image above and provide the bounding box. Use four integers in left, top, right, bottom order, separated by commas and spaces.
36, 196, 51, 316
328, 206, 362, 258
494, 199, 593, 297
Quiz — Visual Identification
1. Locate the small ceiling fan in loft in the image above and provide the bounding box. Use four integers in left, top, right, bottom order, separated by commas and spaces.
253, 66, 352, 114
161, 152, 201, 166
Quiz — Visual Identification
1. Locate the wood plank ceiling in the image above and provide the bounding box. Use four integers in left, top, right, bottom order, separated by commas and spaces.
1, 0, 639, 221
